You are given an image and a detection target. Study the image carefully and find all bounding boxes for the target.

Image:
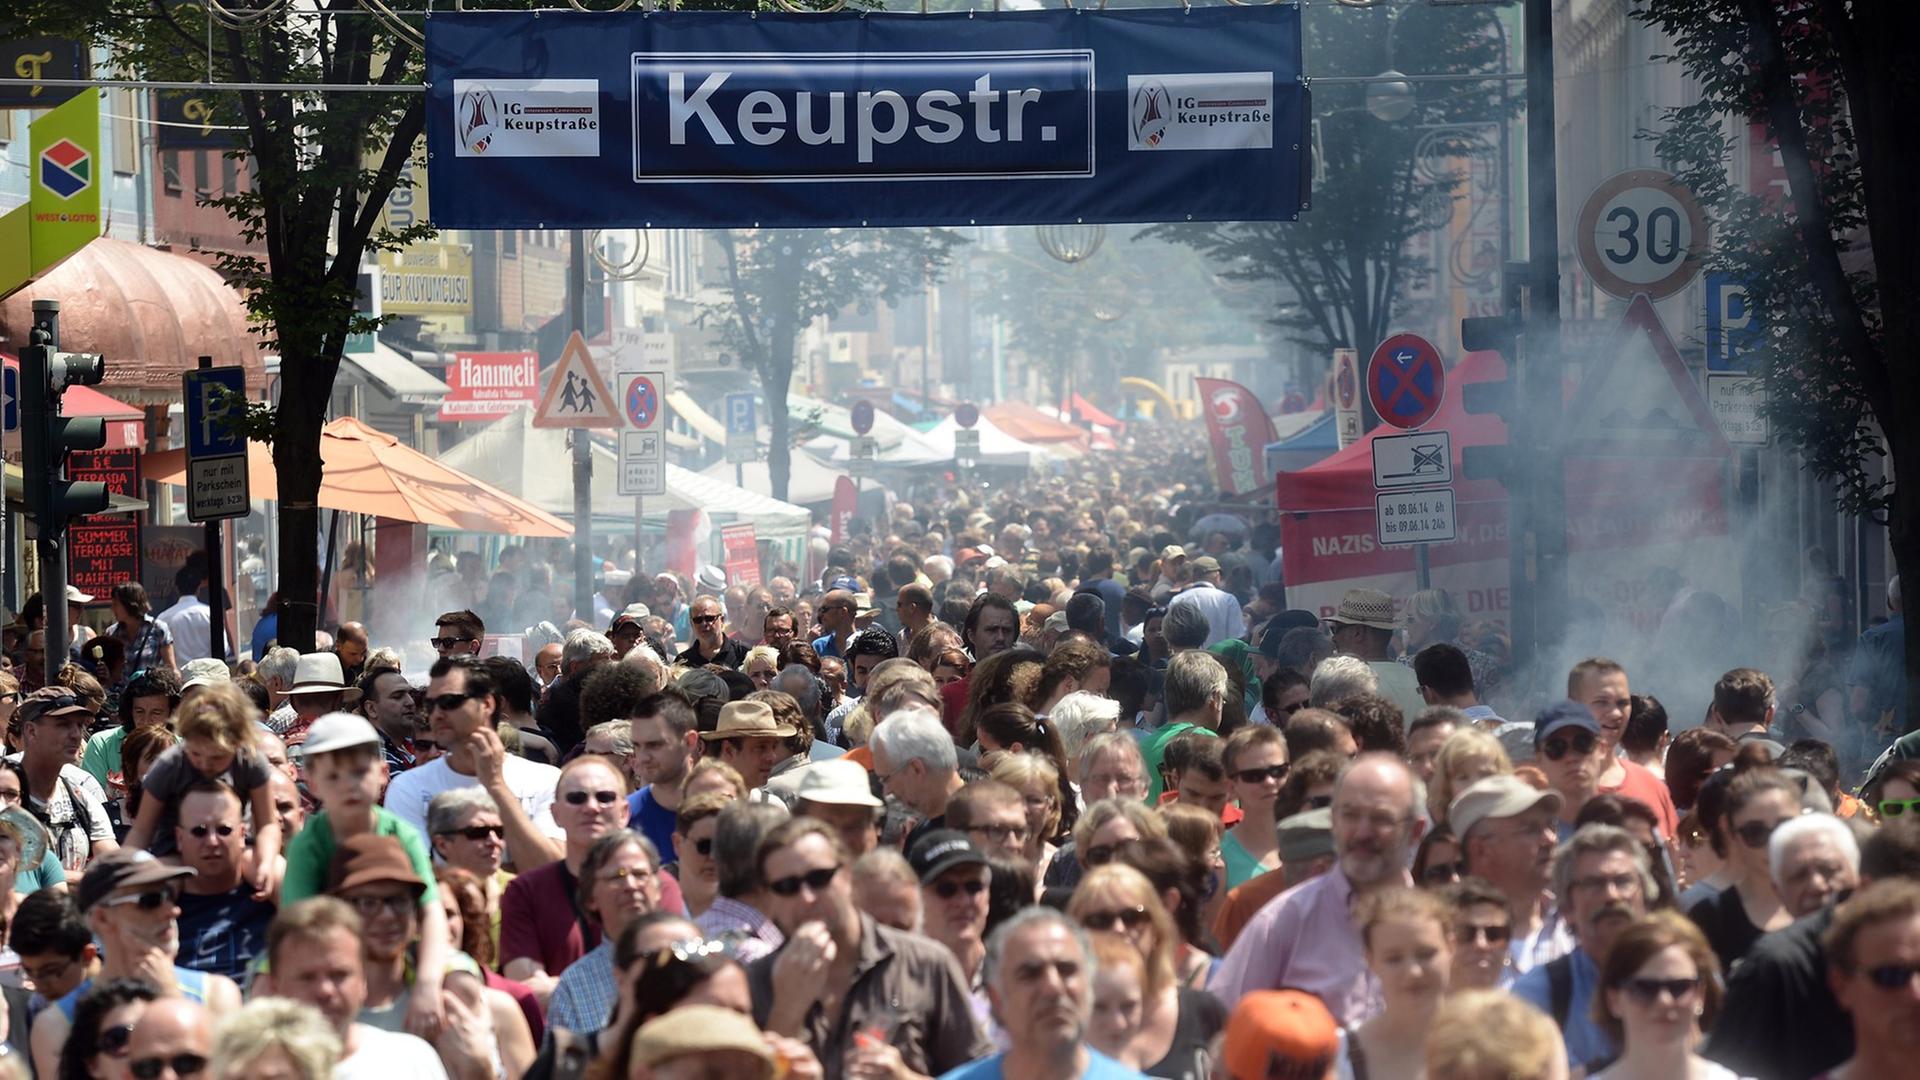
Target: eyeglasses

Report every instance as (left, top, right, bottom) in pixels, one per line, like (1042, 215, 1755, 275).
(1622, 975, 1702, 1006)
(1421, 861, 1465, 886)
(563, 789, 622, 806)
(1079, 906, 1151, 932)
(187, 823, 236, 839)
(968, 823, 1028, 844)
(441, 824, 504, 841)
(428, 691, 479, 712)
(692, 614, 722, 625)
(767, 865, 841, 897)
(429, 637, 477, 650)
(99, 1022, 136, 1058)
(1734, 817, 1790, 850)
(1234, 764, 1290, 785)
(130, 1054, 208, 1079)
(1866, 964, 1920, 991)
(599, 865, 655, 887)
(1540, 732, 1598, 761)
(932, 878, 987, 900)
(100, 888, 180, 911)
(1455, 923, 1512, 946)
(1882, 798, 1920, 819)
(346, 894, 415, 918)
(22, 957, 74, 986)
(655, 937, 731, 966)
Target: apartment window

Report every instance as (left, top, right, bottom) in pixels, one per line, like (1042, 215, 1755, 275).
(221, 152, 238, 194)
(193, 149, 209, 197)
(503, 230, 518, 256)
(0, 110, 14, 144)
(162, 150, 183, 195)
(111, 89, 139, 175)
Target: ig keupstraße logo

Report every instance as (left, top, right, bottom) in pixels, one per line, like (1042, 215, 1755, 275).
(1210, 386, 1243, 424)
(1130, 81, 1170, 148)
(458, 85, 499, 154)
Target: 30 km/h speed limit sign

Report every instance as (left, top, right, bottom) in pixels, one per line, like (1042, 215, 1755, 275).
(1576, 169, 1709, 301)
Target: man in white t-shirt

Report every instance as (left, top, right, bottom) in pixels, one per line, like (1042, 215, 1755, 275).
(383, 657, 562, 871)
(157, 565, 214, 664)
(260, 896, 454, 1079)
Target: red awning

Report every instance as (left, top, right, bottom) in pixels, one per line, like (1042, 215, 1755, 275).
(1063, 393, 1124, 429)
(2, 356, 145, 450)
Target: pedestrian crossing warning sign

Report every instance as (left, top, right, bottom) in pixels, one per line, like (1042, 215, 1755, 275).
(533, 330, 620, 429)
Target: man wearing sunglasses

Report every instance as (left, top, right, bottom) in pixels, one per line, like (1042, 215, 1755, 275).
(678, 597, 750, 670)
(908, 830, 993, 998)
(29, 850, 242, 1080)
(1451, 774, 1573, 976)
(173, 781, 277, 980)
(810, 588, 860, 661)
(123, 997, 214, 1080)
(750, 817, 988, 1080)
(431, 610, 486, 660)
(1533, 701, 1615, 836)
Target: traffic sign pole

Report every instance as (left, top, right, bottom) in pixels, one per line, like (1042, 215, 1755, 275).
(199, 357, 225, 663)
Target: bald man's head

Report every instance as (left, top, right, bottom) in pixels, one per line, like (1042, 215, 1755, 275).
(127, 998, 213, 1077)
(1330, 753, 1421, 888)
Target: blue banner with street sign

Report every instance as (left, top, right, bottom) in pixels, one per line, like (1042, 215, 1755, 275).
(424, 7, 1307, 229)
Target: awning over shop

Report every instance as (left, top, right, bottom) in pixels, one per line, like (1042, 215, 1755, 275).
(697, 452, 851, 505)
(666, 390, 727, 446)
(0, 238, 267, 401)
(985, 401, 1091, 446)
(141, 416, 571, 537)
(5, 462, 147, 514)
(1, 356, 145, 449)
(921, 415, 1053, 469)
(341, 339, 450, 406)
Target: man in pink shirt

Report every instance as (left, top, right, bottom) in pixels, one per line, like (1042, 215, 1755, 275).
(1570, 658, 1679, 838)
(1206, 754, 1420, 1025)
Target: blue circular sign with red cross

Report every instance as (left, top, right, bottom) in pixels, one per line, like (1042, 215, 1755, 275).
(625, 375, 660, 429)
(1366, 333, 1446, 430)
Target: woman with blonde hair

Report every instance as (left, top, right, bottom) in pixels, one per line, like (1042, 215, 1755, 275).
(1588, 912, 1730, 1080)
(741, 646, 781, 690)
(1427, 990, 1568, 1080)
(1338, 888, 1454, 1079)
(1072, 798, 1168, 871)
(1067, 865, 1225, 1079)
(1427, 728, 1514, 827)
(1157, 803, 1226, 938)
(210, 997, 343, 1080)
(990, 753, 1065, 877)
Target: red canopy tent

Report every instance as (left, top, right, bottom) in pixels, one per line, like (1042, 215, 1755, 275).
(1062, 393, 1125, 430)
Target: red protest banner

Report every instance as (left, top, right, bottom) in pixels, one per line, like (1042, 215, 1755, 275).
(721, 523, 761, 588)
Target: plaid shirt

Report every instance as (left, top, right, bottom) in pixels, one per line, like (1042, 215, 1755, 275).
(695, 896, 784, 966)
(547, 940, 618, 1035)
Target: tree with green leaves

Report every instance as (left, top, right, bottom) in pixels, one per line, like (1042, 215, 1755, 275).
(1637, 3, 1919, 732)
(11, 0, 431, 651)
(1145, 1, 1507, 362)
(701, 228, 963, 503)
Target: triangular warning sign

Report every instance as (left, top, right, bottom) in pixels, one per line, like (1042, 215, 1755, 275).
(533, 331, 621, 430)
(1565, 294, 1730, 456)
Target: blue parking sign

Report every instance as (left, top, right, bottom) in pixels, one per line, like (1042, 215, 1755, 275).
(1705, 273, 1761, 372)
(726, 392, 756, 436)
(184, 367, 248, 458)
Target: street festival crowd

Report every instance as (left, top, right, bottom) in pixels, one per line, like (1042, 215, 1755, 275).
(0, 434, 1910, 1080)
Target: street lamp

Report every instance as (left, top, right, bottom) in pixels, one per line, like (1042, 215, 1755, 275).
(1365, 70, 1417, 122)
(1035, 223, 1106, 265)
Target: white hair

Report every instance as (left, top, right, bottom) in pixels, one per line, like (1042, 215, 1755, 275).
(258, 646, 301, 691)
(923, 555, 954, 582)
(1047, 692, 1122, 761)
(563, 628, 615, 667)
(1769, 813, 1860, 888)
(869, 705, 957, 775)
(1310, 654, 1380, 708)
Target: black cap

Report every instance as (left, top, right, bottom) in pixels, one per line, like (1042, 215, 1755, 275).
(907, 829, 986, 884)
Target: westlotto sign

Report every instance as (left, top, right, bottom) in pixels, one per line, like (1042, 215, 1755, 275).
(425, 7, 1306, 229)
(439, 352, 539, 421)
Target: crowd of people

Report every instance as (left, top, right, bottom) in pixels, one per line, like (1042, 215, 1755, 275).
(0, 452, 1910, 1080)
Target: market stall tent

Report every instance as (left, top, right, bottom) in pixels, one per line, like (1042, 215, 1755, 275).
(696, 453, 850, 507)
(920, 414, 1053, 469)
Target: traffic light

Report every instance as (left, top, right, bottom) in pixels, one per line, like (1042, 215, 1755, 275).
(18, 317, 109, 547)
(1459, 310, 1522, 485)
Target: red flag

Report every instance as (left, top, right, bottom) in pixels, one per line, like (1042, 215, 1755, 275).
(1195, 377, 1279, 497)
(830, 476, 858, 545)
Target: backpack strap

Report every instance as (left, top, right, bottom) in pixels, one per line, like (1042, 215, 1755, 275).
(1547, 954, 1575, 1030)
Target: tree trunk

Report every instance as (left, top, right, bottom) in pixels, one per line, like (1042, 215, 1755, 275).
(766, 326, 797, 506)
(271, 352, 333, 653)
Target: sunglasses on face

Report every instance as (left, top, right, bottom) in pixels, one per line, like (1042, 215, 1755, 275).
(1079, 906, 1151, 932)
(932, 878, 987, 900)
(1734, 818, 1789, 850)
(563, 789, 622, 806)
(347, 894, 414, 919)
(443, 824, 504, 841)
(100, 888, 179, 911)
(1307, 794, 1333, 810)
(1540, 732, 1598, 761)
(692, 614, 722, 625)
(1421, 861, 1465, 886)
(187, 823, 235, 839)
(1083, 841, 1134, 867)
(429, 637, 476, 650)
(690, 837, 714, 857)
(1456, 922, 1512, 946)
(1881, 798, 1920, 818)
(130, 1055, 208, 1080)
(1866, 964, 1920, 991)
(1235, 764, 1289, 785)
(768, 865, 841, 897)
(968, 824, 1027, 844)
(98, 1023, 136, 1058)
(1621, 975, 1701, 1006)
(428, 691, 478, 712)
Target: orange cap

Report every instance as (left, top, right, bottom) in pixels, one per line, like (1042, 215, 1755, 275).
(1222, 990, 1339, 1080)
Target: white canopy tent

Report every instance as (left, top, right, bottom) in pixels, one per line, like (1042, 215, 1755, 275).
(697, 452, 850, 506)
(439, 410, 813, 555)
(920, 414, 1053, 469)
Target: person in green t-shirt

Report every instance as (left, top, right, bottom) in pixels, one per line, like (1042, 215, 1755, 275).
(1142, 651, 1228, 802)
(79, 669, 179, 803)
(281, 711, 449, 1040)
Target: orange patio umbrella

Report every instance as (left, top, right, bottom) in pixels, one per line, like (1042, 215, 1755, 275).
(141, 416, 572, 538)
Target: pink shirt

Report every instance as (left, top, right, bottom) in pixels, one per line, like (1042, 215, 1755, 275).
(1207, 868, 1411, 1027)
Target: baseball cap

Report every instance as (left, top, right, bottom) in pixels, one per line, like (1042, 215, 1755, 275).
(1221, 990, 1339, 1080)
(631, 1005, 773, 1080)
(906, 829, 986, 884)
(827, 575, 862, 592)
(1449, 775, 1562, 841)
(77, 850, 196, 912)
(1533, 700, 1602, 746)
(1276, 808, 1334, 866)
(64, 585, 93, 604)
(1159, 545, 1187, 562)
(20, 687, 90, 726)
(794, 759, 883, 808)
(300, 712, 384, 758)
(1189, 555, 1221, 576)
(178, 657, 232, 692)
(955, 548, 985, 566)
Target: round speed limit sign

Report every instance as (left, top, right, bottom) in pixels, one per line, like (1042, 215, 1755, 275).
(1576, 169, 1709, 301)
